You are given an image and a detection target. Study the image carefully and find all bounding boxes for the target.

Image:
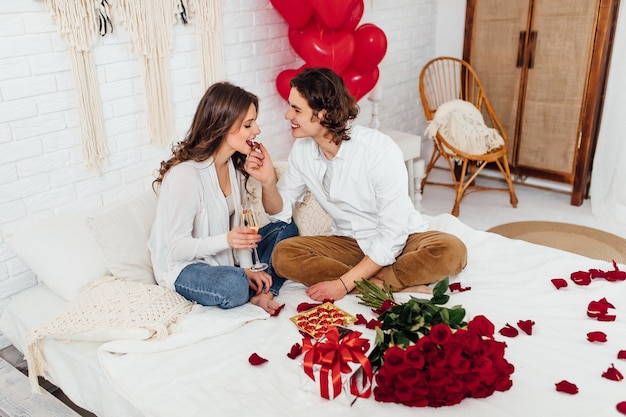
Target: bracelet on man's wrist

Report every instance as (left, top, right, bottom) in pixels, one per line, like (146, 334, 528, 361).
(338, 278, 349, 294)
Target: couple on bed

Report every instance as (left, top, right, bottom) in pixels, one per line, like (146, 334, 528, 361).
(148, 67, 467, 315)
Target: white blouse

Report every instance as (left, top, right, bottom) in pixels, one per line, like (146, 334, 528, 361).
(148, 158, 252, 289)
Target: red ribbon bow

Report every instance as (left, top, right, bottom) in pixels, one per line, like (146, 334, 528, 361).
(302, 326, 373, 400)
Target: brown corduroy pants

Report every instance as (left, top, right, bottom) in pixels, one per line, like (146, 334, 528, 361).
(272, 231, 467, 291)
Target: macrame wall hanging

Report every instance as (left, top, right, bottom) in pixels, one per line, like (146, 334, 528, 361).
(43, 0, 110, 171)
(112, 0, 180, 147)
(182, 0, 225, 90)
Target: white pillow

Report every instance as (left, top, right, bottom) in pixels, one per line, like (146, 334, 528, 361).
(86, 190, 158, 285)
(5, 213, 110, 302)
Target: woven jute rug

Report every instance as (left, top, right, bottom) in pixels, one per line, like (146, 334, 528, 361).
(487, 221, 626, 264)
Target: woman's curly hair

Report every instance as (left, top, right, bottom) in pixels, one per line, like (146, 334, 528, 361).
(152, 82, 258, 191)
(290, 67, 359, 145)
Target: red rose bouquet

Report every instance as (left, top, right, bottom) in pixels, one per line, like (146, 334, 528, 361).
(355, 278, 515, 407)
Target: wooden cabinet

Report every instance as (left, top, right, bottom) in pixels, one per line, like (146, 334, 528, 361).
(463, 0, 620, 205)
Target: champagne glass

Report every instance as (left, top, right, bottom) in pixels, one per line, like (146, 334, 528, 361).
(240, 205, 268, 272)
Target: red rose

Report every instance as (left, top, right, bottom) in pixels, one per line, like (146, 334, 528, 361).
(467, 315, 495, 338)
(404, 344, 426, 368)
(397, 367, 421, 386)
(383, 345, 406, 373)
(430, 323, 453, 344)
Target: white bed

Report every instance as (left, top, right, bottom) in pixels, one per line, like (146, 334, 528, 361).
(2, 210, 625, 417)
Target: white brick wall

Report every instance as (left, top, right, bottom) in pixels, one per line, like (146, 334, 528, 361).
(0, 0, 437, 348)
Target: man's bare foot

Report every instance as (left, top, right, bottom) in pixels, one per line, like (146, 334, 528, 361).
(368, 277, 432, 294)
(400, 284, 432, 294)
(250, 292, 280, 315)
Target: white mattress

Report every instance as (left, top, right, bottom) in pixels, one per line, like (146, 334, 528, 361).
(2, 214, 625, 417)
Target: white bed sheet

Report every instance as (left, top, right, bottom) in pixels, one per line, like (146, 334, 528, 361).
(2, 214, 625, 417)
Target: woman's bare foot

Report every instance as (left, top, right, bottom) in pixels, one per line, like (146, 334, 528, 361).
(250, 292, 280, 315)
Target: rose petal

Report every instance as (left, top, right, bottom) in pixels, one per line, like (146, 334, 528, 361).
(354, 313, 368, 325)
(366, 318, 382, 329)
(551, 278, 568, 289)
(271, 303, 286, 317)
(296, 302, 322, 313)
(571, 271, 592, 285)
(598, 314, 617, 322)
(449, 282, 472, 292)
(287, 343, 303, 359)
(587, 331, 608, 343)
(555, 380, 579, 394)
(498, 323, 519, 338)
(602, 364, 624, 381)
(517, 320, 535, 335)
(618, 350, 626, 360)
(617, 401, 626, 415)
(248, 353, 268, 366)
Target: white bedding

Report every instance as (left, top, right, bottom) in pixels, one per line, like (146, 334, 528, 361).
(2, 214, 626, 417)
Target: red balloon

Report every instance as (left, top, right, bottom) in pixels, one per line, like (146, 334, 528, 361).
(270, 0, 313, 30)
(310, 0, 357, 29)
(288, 21, 321, 57)
(340, 0, 364, 31)
(300, 29, 355, 74)
(351, 24, 387, 73)
(276, 67, 306, 101)
(342, 66, 379, 101)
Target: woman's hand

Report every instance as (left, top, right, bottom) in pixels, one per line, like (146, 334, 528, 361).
(227, 226, 261, 249)
(245, 269, 272, 295)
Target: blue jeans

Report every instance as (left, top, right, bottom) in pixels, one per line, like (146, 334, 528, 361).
(174, 221, 298, 308)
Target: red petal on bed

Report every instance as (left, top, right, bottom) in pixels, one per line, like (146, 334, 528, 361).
(551, 278, 568, 289)
(618, 350, 626, 360)
(618, 401, 626, 415)
(271, 303, 286, 317)
(287, 343, 303, 359)
(366, 318, 382, 329)
(517, 320, 535, 335)
(598, 314, 617, 322)
(297, 302, 322, 312)
(498, 323, 519, 337)
(449, 282, 472, 292)
(587, 331, 608, 343)
(555, 380, 579, 394)
(248, 353, 268, 365)
(354, 313, 368, 325)
(602, 364, 624, 381)
(570, 271, 592, 285)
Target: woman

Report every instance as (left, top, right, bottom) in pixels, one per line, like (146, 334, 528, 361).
(149, 82, 298, 314)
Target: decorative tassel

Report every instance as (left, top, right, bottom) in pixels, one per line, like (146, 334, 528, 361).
(112, 0, 179, 147)
(43, 0, 109, 171)
(185, 0, 225, 90)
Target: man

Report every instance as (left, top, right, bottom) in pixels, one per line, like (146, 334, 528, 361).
(246, 67, 467, 301)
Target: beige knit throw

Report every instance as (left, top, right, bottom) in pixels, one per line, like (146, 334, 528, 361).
(112, 0, 179, 146)
(185, 0, 225, 90)
(24, 276, 194, 392)
(424, 99, 505, 158)
(43, 0, 109, 171)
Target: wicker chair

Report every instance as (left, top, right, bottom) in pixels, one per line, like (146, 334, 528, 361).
(419, 56, 518, 216)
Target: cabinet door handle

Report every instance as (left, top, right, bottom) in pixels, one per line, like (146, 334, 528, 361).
(528, 31, 538, 69)
(516, 31, 527, 68)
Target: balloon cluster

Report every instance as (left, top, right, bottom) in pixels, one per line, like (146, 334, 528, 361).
(271, 0, 387, 101)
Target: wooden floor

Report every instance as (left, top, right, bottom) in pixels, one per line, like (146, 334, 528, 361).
(0, 345, 95, 417)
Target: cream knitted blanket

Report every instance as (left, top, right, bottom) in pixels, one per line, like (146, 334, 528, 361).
(424, 99, 505, 156)
(24, 276, 194, 392)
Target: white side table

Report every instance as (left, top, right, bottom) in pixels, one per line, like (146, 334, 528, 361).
(380, 128, 424, 211)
